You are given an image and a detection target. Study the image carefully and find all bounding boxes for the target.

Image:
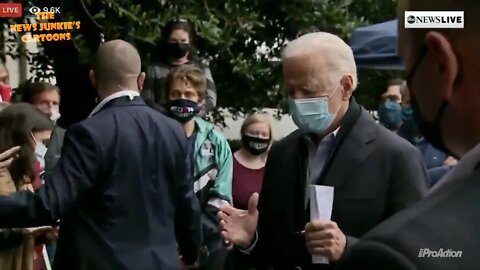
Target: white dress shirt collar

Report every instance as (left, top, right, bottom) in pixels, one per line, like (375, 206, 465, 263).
(89, 90, 140, 118)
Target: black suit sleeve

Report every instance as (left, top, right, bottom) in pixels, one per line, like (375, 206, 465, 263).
(340, 239, 417, 270)
(0, 124, 101, 227)
(175, 137, 202, 265)
(44, 127, 66, 179)
(246, 142, 281, 266)
(386, 145, 428, 216)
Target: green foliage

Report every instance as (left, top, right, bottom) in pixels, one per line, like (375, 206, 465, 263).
(347, 0, 404, 110)
(2, 0, 401, 120)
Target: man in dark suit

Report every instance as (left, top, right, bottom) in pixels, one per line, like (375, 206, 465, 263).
(340, 1, 480, 269)
(19, 81, 66, 180)
(217, 32, 427, 269)
(0, 40, 202, 270)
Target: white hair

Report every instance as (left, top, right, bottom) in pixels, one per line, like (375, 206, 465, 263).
(281, 32, 358, 90)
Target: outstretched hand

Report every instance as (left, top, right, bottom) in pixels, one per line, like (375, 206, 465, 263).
(217, 193, 259, 249)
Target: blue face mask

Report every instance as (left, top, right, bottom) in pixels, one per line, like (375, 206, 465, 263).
(288, 96, 336, 133)
(378, 100, 402, 130)
(401, 106, 419, 135)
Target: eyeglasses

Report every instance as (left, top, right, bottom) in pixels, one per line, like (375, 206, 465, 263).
(406, 46, 428, 90)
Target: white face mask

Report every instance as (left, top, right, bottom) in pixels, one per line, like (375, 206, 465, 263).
(35, 143, 47, 170)
(50, 109, 61, 123)
(31, 133, 48, 169)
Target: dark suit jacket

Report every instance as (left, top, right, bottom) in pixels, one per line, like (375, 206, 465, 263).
(339, 150, 480, 270)
(0, 96, 202, 270)
(44, 125, 66, 179)
(250, 99, 428, 270)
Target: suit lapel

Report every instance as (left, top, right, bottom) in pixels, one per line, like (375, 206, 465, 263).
(322, 110, 376, 189)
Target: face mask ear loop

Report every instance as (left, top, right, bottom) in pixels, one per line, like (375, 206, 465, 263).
(30, 132, 38, 144)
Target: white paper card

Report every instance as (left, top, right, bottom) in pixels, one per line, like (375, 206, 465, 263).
(309, 185, 334, 264)
(43, 245, 52, 270)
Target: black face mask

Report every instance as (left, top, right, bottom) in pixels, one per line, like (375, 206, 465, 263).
(166, 42, 190, 59)
(407, 47, 456, 158)
(410, 96, 452, 155)
(242, 135, 270, 155)
(168, 99, 199, 124)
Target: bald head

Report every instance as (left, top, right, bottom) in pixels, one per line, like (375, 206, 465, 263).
(92, 40, 143, 91)
(282, 32, 358, 90)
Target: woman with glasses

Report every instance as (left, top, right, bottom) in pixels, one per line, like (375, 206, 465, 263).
(142, 19, 217, 117)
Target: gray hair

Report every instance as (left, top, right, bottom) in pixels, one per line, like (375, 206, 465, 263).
(281, 32, 358, 90)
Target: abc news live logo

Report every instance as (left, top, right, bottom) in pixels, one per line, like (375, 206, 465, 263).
(405, 11, 464, 28)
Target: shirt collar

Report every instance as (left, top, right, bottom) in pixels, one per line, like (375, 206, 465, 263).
(331, 127, 340, 138)
(89, 90, 140, 118)
(305, 126, 341, 146)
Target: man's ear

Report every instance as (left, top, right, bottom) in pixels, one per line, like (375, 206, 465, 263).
(137, 72, 146, 91)
(89, 70, 96, 89)
(424, 31, 458, 100)
(341, 75, 354, 101)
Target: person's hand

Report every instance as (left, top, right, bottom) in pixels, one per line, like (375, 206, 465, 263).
(217, 193, 259, 249)
(0, 146, 20, 176)
(304, 220, 346, 262)
(45, 226, 59, 241)
(443, 156, 457, 167)
(21, 226, 54, 239)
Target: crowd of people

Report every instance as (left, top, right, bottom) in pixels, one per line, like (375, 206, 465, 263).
(0, 0, 478, 269)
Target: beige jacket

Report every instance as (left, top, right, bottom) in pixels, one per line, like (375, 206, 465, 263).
(0, 171, 35, 270)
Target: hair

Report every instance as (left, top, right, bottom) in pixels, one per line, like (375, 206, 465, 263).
(281, 32, 358, 91)
(159, 19, 198, 62)
(18, 81, 60, 104)
(165, 64, 207, 101)
(240, 113, 272, 138)
(387, 78, 405, 87)
(0, 103, 54, 185)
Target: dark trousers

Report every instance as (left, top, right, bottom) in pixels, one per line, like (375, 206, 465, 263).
(224, 249, 258, 270)
(199, 248, 228, 270)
